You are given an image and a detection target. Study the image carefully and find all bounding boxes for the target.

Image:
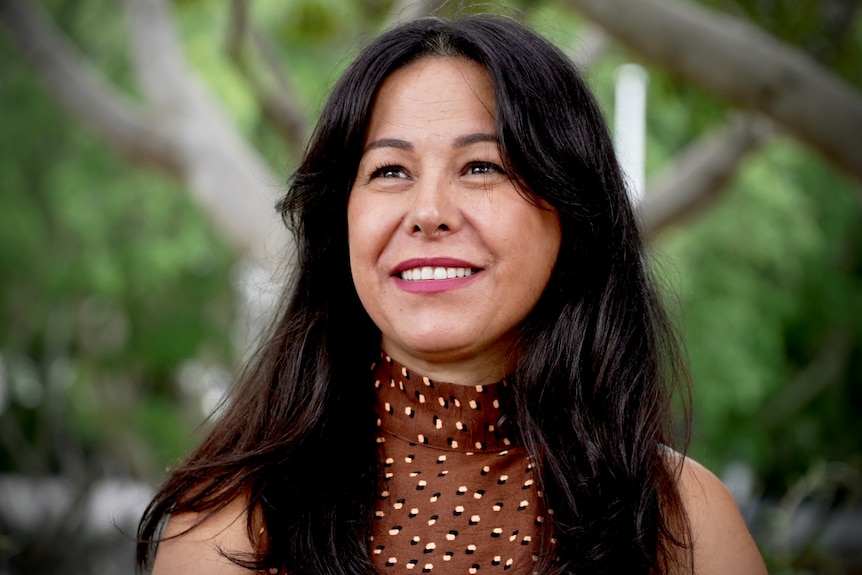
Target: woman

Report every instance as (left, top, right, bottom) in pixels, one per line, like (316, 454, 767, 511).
(137, 14, 767, 575)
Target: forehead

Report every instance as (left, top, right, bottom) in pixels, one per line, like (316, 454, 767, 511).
(365, 57, 496, 137)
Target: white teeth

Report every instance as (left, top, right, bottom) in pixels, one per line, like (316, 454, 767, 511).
(400, 266, 474, 281)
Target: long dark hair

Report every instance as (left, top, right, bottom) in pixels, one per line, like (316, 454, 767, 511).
(137, 14, 691, 575)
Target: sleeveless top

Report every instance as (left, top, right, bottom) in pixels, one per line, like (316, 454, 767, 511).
(370, 352, 555, 574)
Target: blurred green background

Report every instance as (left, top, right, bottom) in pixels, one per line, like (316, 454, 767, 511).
(1, 0, 860, 573)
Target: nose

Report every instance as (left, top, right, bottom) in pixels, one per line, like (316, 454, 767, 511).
(405, 173, 462, 237)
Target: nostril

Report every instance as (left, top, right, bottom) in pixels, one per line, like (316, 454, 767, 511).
(438, 223, 449, 231)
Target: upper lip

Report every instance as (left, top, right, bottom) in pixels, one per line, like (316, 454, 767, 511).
(391, 258, 479, 275)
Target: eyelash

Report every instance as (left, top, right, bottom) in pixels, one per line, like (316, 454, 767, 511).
(368, 161, 506, 179)
(370, 163, 407, 179)
(465, 161, 505, 176)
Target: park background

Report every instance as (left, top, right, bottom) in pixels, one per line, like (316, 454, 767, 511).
(1, 0, 860, 573)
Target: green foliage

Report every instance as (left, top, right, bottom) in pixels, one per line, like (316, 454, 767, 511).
(657, 141, 862, 494)
(0, 32, 236, 479)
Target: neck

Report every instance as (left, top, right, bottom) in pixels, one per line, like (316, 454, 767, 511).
(380, 341, 509, 387)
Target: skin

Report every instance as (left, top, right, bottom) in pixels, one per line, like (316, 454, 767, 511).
(347, 57, 561, 387)
(150, 57, 769, 575)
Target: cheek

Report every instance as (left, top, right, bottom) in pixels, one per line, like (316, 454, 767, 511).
(347, 195, 386, 296)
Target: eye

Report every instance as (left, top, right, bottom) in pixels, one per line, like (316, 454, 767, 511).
(371, 164, 408, 179)
(465, 161, 505, 176)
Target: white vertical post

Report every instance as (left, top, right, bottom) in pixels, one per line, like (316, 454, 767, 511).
(614, 63, 649, 204)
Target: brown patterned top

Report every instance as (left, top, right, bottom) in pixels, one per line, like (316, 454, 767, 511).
(370, 352, 555, 574)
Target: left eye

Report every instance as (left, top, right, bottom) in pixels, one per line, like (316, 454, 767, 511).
(466, 162, 504, 176)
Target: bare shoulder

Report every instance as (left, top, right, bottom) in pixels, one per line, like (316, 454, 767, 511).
(671, 452, 769, 575)
(151, 495, 259, 575)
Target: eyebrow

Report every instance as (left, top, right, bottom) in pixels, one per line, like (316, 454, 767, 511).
(364, 132, 498, 152)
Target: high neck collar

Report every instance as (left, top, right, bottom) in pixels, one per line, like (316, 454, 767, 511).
(371, 351, 517, 453)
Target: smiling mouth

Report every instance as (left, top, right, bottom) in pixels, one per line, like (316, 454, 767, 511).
(399, 266, 478, 281)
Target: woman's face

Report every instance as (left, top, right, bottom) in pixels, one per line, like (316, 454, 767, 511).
(347, 57, 561, 384)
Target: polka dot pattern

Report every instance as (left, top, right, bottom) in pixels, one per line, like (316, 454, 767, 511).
(371, 353, 553, 573)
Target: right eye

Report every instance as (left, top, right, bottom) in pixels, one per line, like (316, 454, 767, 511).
(371, 164, 408, 179)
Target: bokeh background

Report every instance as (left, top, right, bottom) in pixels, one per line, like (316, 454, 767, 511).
(1, 0, 860, 573)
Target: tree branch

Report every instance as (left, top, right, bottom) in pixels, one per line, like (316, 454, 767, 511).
(566, 24, 609, 71)
(225, 0, 308, 158)
(563, 0, 862, 184)
(0, 0, 182, 175)
(121, 0, 290, 271)
(639, 115, 773, 236)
